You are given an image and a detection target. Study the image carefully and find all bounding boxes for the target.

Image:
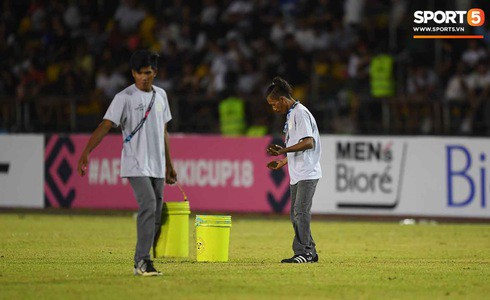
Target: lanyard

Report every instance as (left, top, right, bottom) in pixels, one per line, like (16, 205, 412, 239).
(283, 101, 299, 134)
(124, 89, 156, 143)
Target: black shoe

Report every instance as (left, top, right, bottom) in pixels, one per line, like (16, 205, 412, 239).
(281, 253, 316, 263)
(133, 259, 162, 276)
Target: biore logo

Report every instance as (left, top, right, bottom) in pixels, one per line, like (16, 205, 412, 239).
(414, 9, 485, 26)
(336, 142, 392, 162)
(336, 141, 394, 193)
(335, 141, 407, 210)
(446, 145, 487, 208)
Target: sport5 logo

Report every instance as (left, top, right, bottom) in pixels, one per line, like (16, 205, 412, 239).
(414, 9, 485, 26)
(45, 136, 76, 207)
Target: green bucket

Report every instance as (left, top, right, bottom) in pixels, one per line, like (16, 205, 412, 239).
(154, 201, 190, 258)
(195, 215, 232, 262)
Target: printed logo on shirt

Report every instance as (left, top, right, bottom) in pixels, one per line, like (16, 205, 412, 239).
(135, 103, 144, 112)
(156, 101, 163, 112)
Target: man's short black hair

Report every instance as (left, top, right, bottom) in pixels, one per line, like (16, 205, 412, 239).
(129, 50, 159, 71)
(266, 77, 293, 100)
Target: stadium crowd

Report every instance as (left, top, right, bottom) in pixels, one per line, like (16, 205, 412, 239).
(1, 0, 490, 136)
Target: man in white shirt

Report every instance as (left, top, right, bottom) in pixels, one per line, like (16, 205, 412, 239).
(77, 50, 177, 276)
(266, 77, 322, 263)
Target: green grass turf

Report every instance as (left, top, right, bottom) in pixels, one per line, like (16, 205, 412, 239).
(0, 213, 488, 300)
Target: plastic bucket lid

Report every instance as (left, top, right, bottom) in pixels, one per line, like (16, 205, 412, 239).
(195, 215, 232, 227)
(163, 201, 190, 215)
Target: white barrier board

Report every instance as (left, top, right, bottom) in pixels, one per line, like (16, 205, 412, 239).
(0, 135, 44, 208)
(313, 136, 489, 218)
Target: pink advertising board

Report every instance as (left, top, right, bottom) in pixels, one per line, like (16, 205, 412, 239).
(44, 134, 291, 213)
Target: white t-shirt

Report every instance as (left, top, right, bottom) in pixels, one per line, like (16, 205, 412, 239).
(285, 103, 322, 185)
(103, 84, 172, 178)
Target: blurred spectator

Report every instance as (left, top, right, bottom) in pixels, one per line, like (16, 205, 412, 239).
(221, 0, 254, 31)
(461, 40, 487, 68)
(95, 65, 127, 105)
(138, 6, 157, 49)
(406, 65, 438, 99)
(85, 20, 108, 57)
(270, 17, 292, 47)
(153, 67, 174, 92)
(331, 89, 359, 134)
(1, 0, 489, 136)
(219, 93, 246, 136)
(405, 65, 439, 133)
(114, 0, 146, 34)
(444, 62, 469, 133)
(465, 61, 490, 134)
(343, 0, 365, 27)
(366, 52, 395, 133)
(445, 63, 468, 103)
(348, 41, 370, 83)
(294, 20, 316, 53)
(16, 58, 46, 130)
(163, 0, 188, 24)
(225, 36, 247, 73)
(63, 1, 82, 32)
(237, 59, 261, 95)
(207, 41, 229, 97)
(201, 0, 220, 26)
(246, 114, 268, 136)
(281, 33, 309, 92)
(389, 0, 408, 28)
(176, 61, 200, 94)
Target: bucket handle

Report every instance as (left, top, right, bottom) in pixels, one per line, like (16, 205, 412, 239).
(175, 182, 188, 202)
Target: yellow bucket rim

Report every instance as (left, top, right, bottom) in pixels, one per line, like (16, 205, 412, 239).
(195, 215, 232, 227)
(163, 202, 190, 215)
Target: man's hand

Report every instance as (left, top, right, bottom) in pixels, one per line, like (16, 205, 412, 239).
(78, 153, 88, 176)
(267, 159, 286, 170)
(77, 120, 112, 177)
(166, 166, 177, 184)
(267, 144, 284, 156)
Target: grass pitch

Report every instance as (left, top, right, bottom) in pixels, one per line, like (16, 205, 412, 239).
(0, 213, 489, 299)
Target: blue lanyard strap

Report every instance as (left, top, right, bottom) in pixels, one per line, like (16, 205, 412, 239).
(124, 89, 156, 143)
(283, 101, 299, 134)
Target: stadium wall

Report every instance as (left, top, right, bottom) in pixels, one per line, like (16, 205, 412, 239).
(1, 134, 489, 219)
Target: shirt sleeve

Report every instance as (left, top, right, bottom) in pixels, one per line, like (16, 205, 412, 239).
(294, 109, 314, 139)
(161, 90, 172, 124)
(103, 93, 126, 127)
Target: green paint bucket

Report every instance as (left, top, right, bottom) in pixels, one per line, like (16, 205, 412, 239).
(154, 201, 190, 258)
(195, 215, 232, 262)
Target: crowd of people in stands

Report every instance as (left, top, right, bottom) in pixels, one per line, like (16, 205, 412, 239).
(1, 0, 490, 136)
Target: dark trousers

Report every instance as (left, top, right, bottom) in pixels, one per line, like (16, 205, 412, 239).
(128, 177, 164, 263)
(290, 179, 319, 255)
